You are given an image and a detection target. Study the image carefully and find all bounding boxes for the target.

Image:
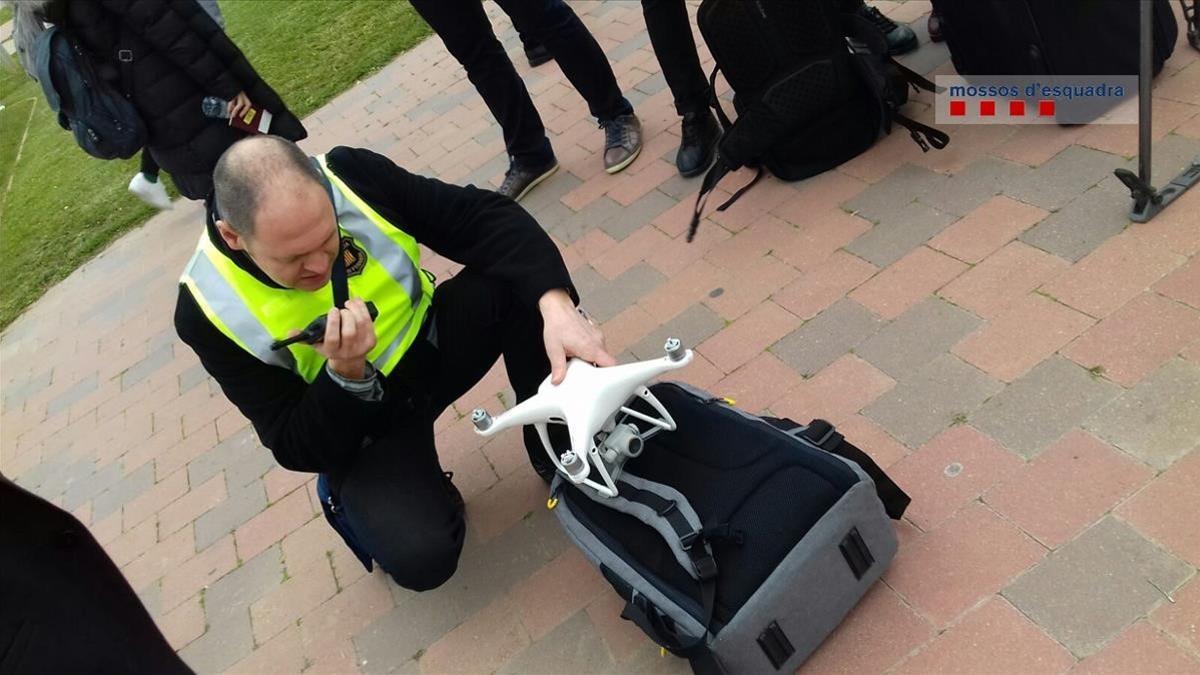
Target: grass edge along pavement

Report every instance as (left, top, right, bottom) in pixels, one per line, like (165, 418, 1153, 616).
(0, 1, 431, 330)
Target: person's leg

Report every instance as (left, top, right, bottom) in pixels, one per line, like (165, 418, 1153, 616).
(335, 420, 466, 591)
(640, 0, 709, 117)
(497, 0, 631, 122)
(517, 29, 553, 68)
(128, 151, 173, 209)
(409, 0, 553, 168)
(140, 152, 160, 181)
(640, 0, 719, 177)
(426, 271, 559, 479)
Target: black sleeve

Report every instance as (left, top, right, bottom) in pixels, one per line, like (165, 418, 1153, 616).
(100, 0, 242, 99)
(325, 146, 577, 307)
(174, 285, 383, 475)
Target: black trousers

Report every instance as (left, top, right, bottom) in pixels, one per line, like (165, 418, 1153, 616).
(641, 0, 711, 116)
(410, 0, 632, 168)
(331, 271, 554, 591)
(139, 151, 161, 180)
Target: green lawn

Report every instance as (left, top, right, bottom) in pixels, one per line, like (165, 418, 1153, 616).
(0, 1, 430, 329)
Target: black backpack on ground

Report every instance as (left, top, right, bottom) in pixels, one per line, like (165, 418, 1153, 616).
(687, 0, 948, 241)
(33, 25, 146, 160)
(936, 0, 1178, 80)
(551, 383, 910, 673)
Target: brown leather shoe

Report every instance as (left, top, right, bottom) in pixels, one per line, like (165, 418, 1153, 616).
(601, 114, 643, 174)
(928, 11, 945, 43)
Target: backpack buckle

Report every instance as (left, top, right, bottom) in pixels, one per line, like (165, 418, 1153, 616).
(694, 555, 718, 580)
(117, 49, 134, 63)
(679, 531, 700, 550)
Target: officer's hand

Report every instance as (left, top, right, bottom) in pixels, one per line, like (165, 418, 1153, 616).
(313, 299, 377, 380)
(539, 289, 616, 385)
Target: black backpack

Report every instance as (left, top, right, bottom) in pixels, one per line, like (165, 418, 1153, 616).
(687, 0, 948, 241)
(33, 26, 146, 160)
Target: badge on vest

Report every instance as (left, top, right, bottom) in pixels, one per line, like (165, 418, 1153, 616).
(340, 236, 368, 277)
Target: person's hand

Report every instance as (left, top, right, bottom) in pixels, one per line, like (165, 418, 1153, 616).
(539, 288, 616, 385)
(311, 299, 377, 380)
(228, 91, 252, 120)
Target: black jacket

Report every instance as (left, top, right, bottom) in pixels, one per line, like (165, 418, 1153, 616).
(174, 147, 573, 476)
(46, 0, 306, 199)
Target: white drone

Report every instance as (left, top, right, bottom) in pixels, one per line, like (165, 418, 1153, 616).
(472, 338, 693, 498)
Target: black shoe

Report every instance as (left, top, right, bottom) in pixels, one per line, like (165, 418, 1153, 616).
(861, 4, 918, 55)
(601, 113, 643, 174)
(497, 157, 558, 202)
(677, 110, 720, 178)
(525, 43, 552, 68)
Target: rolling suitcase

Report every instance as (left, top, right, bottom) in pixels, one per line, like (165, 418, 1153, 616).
(936, 0, 1178, 78)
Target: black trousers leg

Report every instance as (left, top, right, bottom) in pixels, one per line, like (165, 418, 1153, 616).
(426, 270, 556, 476)
(409, 0, 554, 167)
(139, 151, 160, 180)
(495, 0, 633, 122)
(335, 271, 555, 591)
(641, 0, 711, 116)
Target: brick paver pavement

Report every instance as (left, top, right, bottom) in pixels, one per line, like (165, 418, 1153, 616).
(2, 2, 1199, 673)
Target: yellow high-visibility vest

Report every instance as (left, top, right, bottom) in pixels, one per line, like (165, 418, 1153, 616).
(180, 155, 434, 383)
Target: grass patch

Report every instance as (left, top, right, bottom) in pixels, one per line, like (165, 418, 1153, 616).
(0, 6, 12, 24)
(0, 1, 430, 329)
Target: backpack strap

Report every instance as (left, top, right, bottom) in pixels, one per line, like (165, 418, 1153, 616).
(888, 57, 942, 94)
(573, 472, 721, 655)
(686, 159, 731, 242)
(796, 419, 911, 519)
(115, 46, 135, 101)
(707, 64, 733, 132)
(892, 112, 949, 152)
(616, 477, 719, 582)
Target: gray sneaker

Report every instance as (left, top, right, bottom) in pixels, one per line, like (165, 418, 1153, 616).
(601, 114, 642, 174)
(496, 158, 559, 202)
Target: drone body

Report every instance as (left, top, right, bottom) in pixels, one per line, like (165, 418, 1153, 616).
(473, 339, 693, 497)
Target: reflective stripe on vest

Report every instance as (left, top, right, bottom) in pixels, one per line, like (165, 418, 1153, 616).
(180, 154, 434, 383)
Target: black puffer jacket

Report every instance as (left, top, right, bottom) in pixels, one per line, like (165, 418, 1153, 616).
(44, 0, 307, 199)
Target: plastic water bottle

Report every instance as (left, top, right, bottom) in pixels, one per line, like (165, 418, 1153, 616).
(202, 96, 230, 120)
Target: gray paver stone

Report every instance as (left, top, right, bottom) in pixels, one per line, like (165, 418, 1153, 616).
(46, 373, 99, 417)
(1084, 358, 1200, 470)
(1003, 517, 1191, 657)
(1003, 145, 1122, 211)
(630, 304, 725, 361)
(179, 545, 285, 673)
(843, 164, 949, 223)
(919, 156, 1031, 217)
(602, 190, 676, 241)
(194, 480, 268, 551)
(91, 461, 155, 521)
(498, 612, 614, 675)
(863, 354, 1004, 447)
(771, 299, 885, 377)
(578, 263, 666, 324)
(845, 201, 957, 268)
(856, 297, 981, 380)
(1020, 177, 1131, 262)
(973, 357, 1124, 459)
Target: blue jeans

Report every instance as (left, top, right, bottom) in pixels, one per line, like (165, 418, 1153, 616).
(410, 0, 633, 168)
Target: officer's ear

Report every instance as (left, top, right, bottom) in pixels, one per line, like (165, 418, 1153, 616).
(215, 219, 247, 252)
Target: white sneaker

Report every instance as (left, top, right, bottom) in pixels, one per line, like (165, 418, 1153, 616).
(128, 172, 173, 210)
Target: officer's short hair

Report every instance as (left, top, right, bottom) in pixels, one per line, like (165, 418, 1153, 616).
(213, 136, 323, 236)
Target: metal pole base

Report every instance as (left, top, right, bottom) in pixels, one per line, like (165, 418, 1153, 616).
(1115, 155, 1200, 223)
